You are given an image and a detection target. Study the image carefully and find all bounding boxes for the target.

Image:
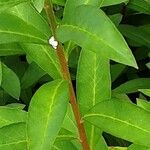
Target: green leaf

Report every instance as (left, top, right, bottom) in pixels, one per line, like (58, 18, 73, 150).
(0, 123, 27, 150)
(9, 2, 51, 38)
(139, 89, 150, 97)
(0, 62, 20, 99)
(119, 25, 150, 48)
(111, 64, 126, 82)
(127, 0, 150, 15)
(32, 0, 45, 12)
(128, 144, 150, 150)
(0, 2, 50, 44)
(109, 14, 123, 27)
(137, 98, 150, 112)
(0, 43, 24, 56)
(0, 107, 27, 128)
(62, 104, 78, 136)
(21, 44, 62, 79)
(0, 0, 28, 12)
(114, 78, 150, 94)
(57, 5, 137, 68)
(77, 50, 110, 149)
(21, 62, 46, 89)
(27, 80, 69, 150)
(109, 147, 127, 150)
(52, 0, 66, 6)
(5, 103, 26, 110)
(83, 98, 150, 147)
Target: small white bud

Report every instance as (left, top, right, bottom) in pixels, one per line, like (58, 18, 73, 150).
(49, 36, 58, 49)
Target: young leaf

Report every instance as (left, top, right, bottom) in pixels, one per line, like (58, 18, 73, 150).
(0, 123, 27, 150)
(83, 99, 150, 147)
(27, 80, 69, 150)
(77, 50, 110, 149)
(21, 44, 62, 79)
(57, 5, 137, 68)
(114, 78, 150, 94)
(0, 0, 29, 12)
(0, 107, 27, 128)
(0, 62, 21, 99)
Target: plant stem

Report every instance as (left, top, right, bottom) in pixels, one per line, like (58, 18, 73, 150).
(44, 1, 90, 150)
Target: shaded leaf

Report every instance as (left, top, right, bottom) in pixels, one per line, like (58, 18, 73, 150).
(114, 78, 150, 94)
(0, 62, 20, 99)
(127, 0, 150, 15)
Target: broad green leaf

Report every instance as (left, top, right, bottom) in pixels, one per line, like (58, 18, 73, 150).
(146, 62, 150, 69)
(27, 80, 69, 150)
(0, 43, 24, 56)
(137, 98, 150, 112)
(77, 50, 110, 149)
(77, 50, 111, 115)
(128, 144, 150, 150)
(119, 25, 150, 48)
(9, 2, 51, 38)
(0, 12, 47, 44)
(0, 123, 27, 149)
(57, 5, 137, 68)
(0, 62, 20, 99)
(114, 78, 150, 94)
(0, 0, 28, 12)
(127, 0, 150, 15)
(83, 99, 150, 147)
(0, 107, 27, 128)
(21, 62, 46, 89)
(0, 2, 50, 44)
(139, 89, 150, 97)
(21, 44, 62, 79)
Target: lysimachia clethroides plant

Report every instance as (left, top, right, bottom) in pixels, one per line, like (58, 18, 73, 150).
(0, 0, 150, 150)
